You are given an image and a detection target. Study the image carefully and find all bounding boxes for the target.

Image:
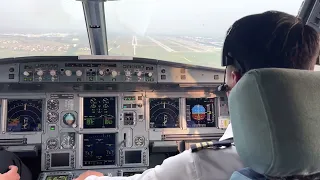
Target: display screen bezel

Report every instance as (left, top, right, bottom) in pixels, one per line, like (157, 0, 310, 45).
(46, 151, 74, 170)
(123, 149, 143, 165)
(79, 132, 119, 169)
(185, 98, 216, 128)
(4, 98, 45, 133)
(78, 95, 120, 132)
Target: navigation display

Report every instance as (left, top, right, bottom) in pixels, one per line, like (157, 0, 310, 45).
(149, 98, 180, 128)
(45, 175, 68, 180)
(186, 98, 215, 128)
(83, 133, 116, 166)
(83, 97, 116, 128)
(7, 99, 42, 132)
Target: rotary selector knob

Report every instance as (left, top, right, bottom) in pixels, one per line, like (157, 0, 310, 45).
(147, 72, 153, 77)
(111, 70, 118, 77)
(99, 70, 104, 76)
(23, 71, 30, 76)
(37, 70, 44, 76)
(125, 70, 131, 76)
(65, 70, 72, 76)
(136, 71, 142, 77)
(76, 70, 82, 77)
(50, 70, 56, 76)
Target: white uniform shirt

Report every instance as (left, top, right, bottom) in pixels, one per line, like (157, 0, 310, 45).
(85, 124, 243, 180)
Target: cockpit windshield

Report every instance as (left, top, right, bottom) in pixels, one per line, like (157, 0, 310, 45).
(0, 0, 302, 68)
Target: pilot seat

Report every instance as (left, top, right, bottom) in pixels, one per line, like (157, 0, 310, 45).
(228, 68, 320, 179)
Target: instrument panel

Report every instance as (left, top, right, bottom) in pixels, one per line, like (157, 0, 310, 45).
(0, 56, 224, 86)
(0, 56, 229, 178)
(0, 93, 228, 172)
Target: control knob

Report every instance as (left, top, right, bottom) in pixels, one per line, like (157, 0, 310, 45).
(76, 70, 82, 77)
(125, 70, 131, 77)
(50, 70, 56, 76)
(147, 72, 153, 77)
(37, 70, 44, 76)
(111, 70, 118, 77)
(23, 71, 30, 77)
(65, 70, 72, 76)
(136, 71, 142, 77)
(99, 70, 104, 76)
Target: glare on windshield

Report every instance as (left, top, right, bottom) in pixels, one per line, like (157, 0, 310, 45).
(0, 0, 302, 68)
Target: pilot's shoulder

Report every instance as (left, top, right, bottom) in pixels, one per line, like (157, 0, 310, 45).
(190, 139, 234, 153)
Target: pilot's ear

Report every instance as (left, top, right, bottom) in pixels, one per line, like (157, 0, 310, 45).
(231, 71, 241, 86)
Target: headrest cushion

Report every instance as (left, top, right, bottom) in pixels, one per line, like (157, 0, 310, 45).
(229, 68, 320, 177)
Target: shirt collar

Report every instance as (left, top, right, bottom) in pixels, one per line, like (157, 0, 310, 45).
(219, 123, 233, 141)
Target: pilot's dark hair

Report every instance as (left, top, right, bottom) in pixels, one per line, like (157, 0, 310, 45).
(222, 10, 320, 74)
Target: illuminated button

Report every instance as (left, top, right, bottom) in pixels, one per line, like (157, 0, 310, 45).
(50, 126, 55, 130)
(23, 71, 30, 76)
(37, 70, 44, 76)
(49, 70, 56, 76)
(76, 70, 82, 77)
(65, 70, 72, 76)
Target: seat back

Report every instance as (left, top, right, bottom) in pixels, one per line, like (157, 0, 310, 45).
(228, 68, 320, 179)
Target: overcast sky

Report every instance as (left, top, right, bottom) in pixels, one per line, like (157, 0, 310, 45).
(0, 0, 303, 36)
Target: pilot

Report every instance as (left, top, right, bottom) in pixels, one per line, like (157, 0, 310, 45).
(75, 10, 320, 180)
(0, 147, 32, 180)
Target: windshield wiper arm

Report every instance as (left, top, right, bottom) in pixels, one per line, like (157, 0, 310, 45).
(77, 0, 109, 55)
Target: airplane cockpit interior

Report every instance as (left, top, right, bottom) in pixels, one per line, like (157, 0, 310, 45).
(0, 0, 319, 179)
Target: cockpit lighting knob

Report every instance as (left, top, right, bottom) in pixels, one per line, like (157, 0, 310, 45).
(37, 70, 44, 76)
(23, 71, 30, 77)
(111, 70, 118, 77)
(76, 70, 82, 77)
(50, 70, 56, 76)
(65, 70, 72, 76)
(125, 70, 131, 76)
(147, 72, 153, 77)
(99, 70, 104, 76)
(136, 71, 142, 77)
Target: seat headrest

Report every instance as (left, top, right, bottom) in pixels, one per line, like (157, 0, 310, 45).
(229, 68, 320, 177)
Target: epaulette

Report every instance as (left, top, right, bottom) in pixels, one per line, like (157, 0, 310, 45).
(190, 139, 233, 153)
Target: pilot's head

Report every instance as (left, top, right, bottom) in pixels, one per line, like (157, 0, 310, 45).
(222, 11, 320, 95)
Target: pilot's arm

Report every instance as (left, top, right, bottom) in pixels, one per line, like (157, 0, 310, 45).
(77, 149, 198, 180)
